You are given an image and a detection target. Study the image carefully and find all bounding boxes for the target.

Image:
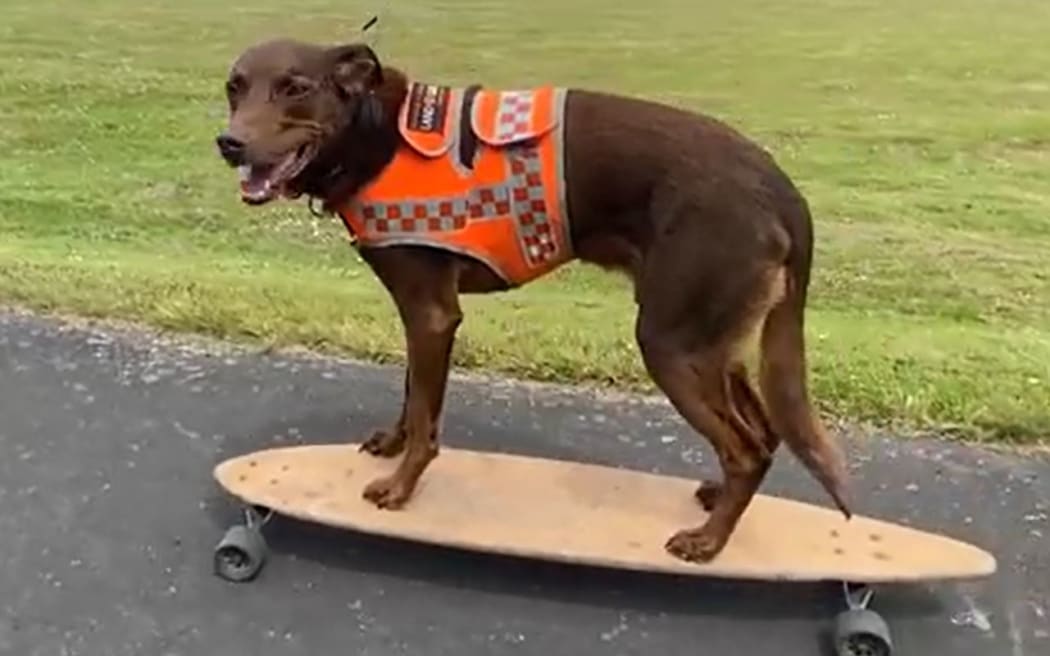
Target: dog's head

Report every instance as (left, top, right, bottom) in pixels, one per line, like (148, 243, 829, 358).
(216, 38, 393, 206)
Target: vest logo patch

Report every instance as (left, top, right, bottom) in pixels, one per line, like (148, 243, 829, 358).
(405, 83, 450, 134)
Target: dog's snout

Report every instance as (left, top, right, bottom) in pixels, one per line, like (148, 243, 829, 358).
(216, 133, 245, 164)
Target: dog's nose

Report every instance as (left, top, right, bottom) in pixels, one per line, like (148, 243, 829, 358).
(216, 133, 245, 164)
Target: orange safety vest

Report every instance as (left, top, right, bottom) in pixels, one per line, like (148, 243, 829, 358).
(336, 82, 574, 287)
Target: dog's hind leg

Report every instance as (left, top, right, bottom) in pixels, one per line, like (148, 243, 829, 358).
(358, 247, 463, 509)
(634, 205, 793, 562)
(637, 296, 779, 563)
(694, 362, 780, 512)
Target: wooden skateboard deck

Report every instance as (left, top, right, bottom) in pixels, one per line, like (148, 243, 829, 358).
(213, 444, 996, 583)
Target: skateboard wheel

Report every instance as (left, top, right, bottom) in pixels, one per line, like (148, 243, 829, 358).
(834, 608, 893, 656)
(214, 524, 268, 583)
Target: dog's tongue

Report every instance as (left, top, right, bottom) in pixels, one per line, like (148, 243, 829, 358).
(238, 164, 277, 204)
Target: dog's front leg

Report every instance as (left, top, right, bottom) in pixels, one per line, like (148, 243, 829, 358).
(362, 306, 460, 508)
(359, 367, 409, 457)
(361, 252, 462, 510)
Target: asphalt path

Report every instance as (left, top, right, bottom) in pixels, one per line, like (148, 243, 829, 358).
(1, 309, 1047, 655)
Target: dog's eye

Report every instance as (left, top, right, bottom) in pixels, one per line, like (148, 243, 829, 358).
(225, 75, 246, 97)
(276, 76, 313, 99)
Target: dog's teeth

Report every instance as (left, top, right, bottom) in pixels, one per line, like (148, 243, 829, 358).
(238, 165, 251, 182)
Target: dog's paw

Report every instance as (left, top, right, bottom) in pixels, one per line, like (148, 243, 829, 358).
(665, 526, 727, 564)
(359, 429, 407, 458)
(362, 475, 413, 510)
(693, 480, 723, 512)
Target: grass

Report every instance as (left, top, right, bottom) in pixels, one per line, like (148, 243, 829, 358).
(1, 0, 1048, 443)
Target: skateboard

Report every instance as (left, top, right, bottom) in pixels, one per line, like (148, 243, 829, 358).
(211, 444, 996, 656)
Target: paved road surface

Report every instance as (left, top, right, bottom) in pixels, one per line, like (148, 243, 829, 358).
(1, 310, 1047, 655)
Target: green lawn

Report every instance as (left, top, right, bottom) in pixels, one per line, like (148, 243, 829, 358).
(1, 0, 1048, 443)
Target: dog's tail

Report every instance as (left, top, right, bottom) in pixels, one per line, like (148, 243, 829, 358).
(759, 189, 852, 519)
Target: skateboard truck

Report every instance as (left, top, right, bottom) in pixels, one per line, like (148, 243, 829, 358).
(214, 504, 274, 583)
(834, 581, 893, 656)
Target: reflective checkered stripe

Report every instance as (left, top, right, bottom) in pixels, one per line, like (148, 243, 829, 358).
(355, 145, 561, 269)
(504, 144, 558, 266)
(469, 185, 512, 218)
(360, 198, 470, 234)
(495, 91, 534, 142)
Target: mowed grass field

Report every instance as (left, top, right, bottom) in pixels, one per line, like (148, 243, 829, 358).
(1, 0, 1048, 443)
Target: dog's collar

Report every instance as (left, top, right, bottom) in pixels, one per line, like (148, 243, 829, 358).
(301, 81, 481, 220)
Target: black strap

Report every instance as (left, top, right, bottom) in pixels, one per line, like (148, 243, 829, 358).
(457, 84, 482, 170)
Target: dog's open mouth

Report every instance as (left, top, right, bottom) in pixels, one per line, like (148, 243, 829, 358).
(238, 143, 316, 205)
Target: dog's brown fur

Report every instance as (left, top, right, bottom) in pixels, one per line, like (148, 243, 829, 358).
(216, 38, 852, 563)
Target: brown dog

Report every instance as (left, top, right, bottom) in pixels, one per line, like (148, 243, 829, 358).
(215, 38, 851, 563)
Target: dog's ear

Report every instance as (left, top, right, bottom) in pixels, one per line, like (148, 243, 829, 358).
(329, 44, 386, 130)
(329, 44, 383, 97)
